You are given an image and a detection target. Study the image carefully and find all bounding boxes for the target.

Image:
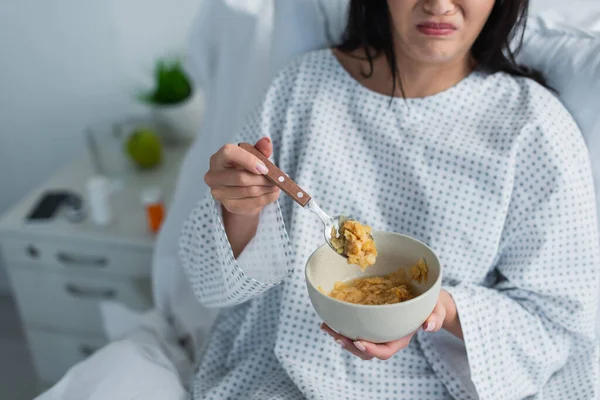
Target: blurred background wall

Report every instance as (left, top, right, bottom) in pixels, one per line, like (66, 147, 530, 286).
(0, 0, 202, 293)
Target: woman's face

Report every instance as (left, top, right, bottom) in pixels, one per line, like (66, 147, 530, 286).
(387, 0, 495, 65)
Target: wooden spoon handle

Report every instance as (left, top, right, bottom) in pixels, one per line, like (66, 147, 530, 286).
(238, 142, 311, 207)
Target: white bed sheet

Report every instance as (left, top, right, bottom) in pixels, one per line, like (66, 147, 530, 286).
(35, 326, 190, 400)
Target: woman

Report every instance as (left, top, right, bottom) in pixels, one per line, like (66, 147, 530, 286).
(181, 0, 600, 399)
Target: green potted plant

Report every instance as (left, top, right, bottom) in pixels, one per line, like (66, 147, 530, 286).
(139, 58, 203, 143)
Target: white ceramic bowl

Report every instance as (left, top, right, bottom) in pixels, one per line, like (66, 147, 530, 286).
(305, 231, 442, 343)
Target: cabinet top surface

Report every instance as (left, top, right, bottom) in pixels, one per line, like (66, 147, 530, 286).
(0, 144, 190, 248)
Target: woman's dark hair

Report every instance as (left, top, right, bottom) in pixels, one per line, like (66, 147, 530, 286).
(337, 0, 548, 98)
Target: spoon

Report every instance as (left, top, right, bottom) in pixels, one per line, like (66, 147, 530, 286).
(239, 142, 355, 257)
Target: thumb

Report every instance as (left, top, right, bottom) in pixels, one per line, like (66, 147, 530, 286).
(254, 137, 273, 158)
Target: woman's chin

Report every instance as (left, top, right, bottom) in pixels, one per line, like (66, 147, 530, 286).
(410, 46, 461, 66)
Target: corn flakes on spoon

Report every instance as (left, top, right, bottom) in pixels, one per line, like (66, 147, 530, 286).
(239, 143, 377, 269)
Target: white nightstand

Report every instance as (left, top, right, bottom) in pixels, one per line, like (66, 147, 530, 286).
(0, 143, 188, 388)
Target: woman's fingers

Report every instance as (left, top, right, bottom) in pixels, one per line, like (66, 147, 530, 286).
(210, 143, 269, 174)
(337, 336, 373, 360)
(352, 298, 445, 360)
(353, 297, 446, 360)
(254, 137, 273, 159)
(205, 169, 274, 188)
(353, 332, 416, 360)
(212, 184, 280, 200)
(207, 169, 280, 214)
(320, 324, 373, 360)
(320, 294, 447, 361)
(321, 323, 418, 361)
(218, 191, 281, 215)
(204, 138, 278, 217)
(422, 297, 446, 333)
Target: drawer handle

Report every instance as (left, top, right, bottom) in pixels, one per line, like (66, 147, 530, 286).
(79, 344, 99, 357)
(26, 245, 40, 259)
(57, 252, 108, 268)
(65, 283, 116, 300)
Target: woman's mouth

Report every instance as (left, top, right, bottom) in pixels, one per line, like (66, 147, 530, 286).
(416, 22, 457, 37)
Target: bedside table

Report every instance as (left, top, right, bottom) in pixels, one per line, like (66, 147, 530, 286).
(0, 143, 188, 388)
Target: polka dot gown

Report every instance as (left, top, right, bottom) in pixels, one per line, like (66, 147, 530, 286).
(179, 50, 600, 400)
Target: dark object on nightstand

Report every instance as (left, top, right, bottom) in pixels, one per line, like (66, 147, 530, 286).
(26, 191, 85, 223)
(26, 192, 68, 221)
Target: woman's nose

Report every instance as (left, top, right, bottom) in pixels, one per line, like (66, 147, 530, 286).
(422, 0, 457, 15)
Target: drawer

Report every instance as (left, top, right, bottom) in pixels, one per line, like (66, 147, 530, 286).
(25, 328, 106, 384)
(1, 236, 151, 277)
(10, 268, 152, 335)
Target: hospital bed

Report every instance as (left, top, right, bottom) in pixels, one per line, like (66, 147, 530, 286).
(159, 0, 600, 360)
(39, 0, 600, 398)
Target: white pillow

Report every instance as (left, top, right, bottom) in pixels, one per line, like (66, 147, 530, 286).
(517, 15, 600, 228)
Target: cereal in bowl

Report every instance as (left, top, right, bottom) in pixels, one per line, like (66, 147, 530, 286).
(325, 259, 428, 305)
(330, 218, 377, 270)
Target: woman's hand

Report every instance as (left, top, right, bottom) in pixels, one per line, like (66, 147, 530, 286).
(321, 289, 460, 360)
(204, 137, 280, 216)
(204, 137, 280, 257)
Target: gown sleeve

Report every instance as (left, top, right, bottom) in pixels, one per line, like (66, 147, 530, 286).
(178, 61, 303, 308)
(418, 100, 600, 400)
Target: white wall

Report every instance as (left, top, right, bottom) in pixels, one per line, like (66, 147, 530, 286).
(0, 0, 202, 293)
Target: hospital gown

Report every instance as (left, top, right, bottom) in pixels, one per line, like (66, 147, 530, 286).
(179, 50, 600, 400)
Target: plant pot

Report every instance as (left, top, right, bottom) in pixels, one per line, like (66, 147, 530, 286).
(150, 90, 204, 144)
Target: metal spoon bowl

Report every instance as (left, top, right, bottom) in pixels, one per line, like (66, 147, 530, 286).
(239, 142, 366, 258)
(304, 200, 354, 257)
